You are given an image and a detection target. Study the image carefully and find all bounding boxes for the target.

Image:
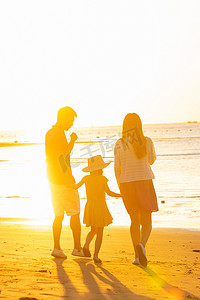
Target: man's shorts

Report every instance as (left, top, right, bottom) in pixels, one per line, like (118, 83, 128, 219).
(50, 183, 80, 217)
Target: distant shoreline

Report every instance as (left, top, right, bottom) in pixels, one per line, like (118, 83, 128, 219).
(0, 140, 115, 147)
(0, 217, 199, 231)
(0, 142, 43, 147)
(0, 122, 199, 146)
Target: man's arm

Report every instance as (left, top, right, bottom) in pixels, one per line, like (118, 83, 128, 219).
(46, 130, 77, 157)
(66, 132, 78, 155)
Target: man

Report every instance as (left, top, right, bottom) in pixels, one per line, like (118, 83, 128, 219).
(45, 106, 84, 258)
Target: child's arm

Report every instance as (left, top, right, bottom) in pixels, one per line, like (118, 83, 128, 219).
(104, 182, 122, 198)
(73, 177, 85, 189)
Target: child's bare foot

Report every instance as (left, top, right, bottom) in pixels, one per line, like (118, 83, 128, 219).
(83, 247, 91, 257)
(93, 256, 102, 263)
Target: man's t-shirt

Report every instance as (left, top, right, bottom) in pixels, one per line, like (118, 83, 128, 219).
(45, 125, 75, 186)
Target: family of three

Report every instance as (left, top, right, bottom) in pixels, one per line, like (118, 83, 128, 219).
(45, 106, 158, 267)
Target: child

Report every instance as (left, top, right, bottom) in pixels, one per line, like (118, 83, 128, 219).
(74, 155, 121, 263)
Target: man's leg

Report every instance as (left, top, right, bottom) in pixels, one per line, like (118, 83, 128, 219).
(53, 215, 64, 250)
(70, 213, 81, 251)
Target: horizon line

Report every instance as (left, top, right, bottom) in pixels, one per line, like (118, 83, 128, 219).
(0, 120, 199, 132)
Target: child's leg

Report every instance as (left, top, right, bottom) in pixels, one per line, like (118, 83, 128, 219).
(84, 226, 97, 249)
(94, 227, 104, 259)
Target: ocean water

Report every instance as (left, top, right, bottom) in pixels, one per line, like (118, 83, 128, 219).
(0, 123, 199, 229)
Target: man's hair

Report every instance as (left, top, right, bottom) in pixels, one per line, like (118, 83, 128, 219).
(57, 106, 77, 123)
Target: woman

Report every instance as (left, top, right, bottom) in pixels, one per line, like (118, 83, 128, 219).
(114, 113, 158, 267)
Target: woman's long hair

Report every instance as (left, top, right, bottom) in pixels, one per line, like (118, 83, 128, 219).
(122, 113, 147, 159)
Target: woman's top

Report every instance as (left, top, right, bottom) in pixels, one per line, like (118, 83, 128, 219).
(82, 174, 113, 227)
(114, 136, 156, 184)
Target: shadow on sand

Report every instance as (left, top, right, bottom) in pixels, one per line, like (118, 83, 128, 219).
(140, 266, 200, 300)
(73, 258, 153, 300)
(53, 258, 200, 300)
(53, 257, 153, 300)
(53, 257, 82, 299)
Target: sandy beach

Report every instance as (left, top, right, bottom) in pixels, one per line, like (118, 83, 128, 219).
(0, 222, 199, 300)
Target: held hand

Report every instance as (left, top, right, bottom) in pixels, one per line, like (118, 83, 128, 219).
(70, 183, 77, 189)
(66, 182, 77, 189)
(70, 132, 78, 142)
(115, 193, 122, 198)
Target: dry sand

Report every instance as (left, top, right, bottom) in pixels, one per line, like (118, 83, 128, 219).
(0, 222, 200, 300)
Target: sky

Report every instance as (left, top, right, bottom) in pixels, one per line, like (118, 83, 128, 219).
(0, 0, 200, 131)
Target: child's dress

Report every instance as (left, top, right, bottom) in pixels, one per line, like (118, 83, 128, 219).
(82, 174, 113, 227)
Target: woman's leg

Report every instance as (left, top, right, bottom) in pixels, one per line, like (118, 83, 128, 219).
(141, 210, 152, 247)
(129, 211, 141, 258)
(94, 227, 104, 259)
(84, 226, 97, 249)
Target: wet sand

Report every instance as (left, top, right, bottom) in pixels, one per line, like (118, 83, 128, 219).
(0, 222, 199, 300)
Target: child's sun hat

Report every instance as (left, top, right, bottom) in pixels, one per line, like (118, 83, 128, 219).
(82, 155, 111, 172)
